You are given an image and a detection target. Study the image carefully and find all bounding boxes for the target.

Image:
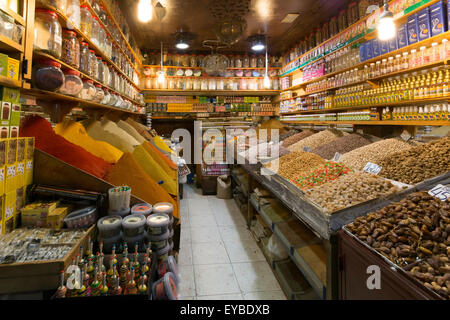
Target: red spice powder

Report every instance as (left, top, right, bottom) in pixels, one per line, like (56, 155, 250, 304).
(20, 115, 112, 179)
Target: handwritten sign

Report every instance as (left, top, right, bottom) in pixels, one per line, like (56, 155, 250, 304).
(363, 162, 382, 175)
(428, 184, 450, 202)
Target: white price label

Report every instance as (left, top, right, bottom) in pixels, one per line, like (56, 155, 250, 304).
(7, 166, 15, 178)
(5, 207, 13, 219)
(0, 168, 4, 181)
(428, 184, 450, 201)
(17, 163, 24, 175)
(333, 152, 342, 162)
(363, 162, 382, 175)
(303, 146, 311, 152)
(26, 161, 33, 170)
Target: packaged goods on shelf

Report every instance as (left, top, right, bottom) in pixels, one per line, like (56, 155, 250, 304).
(387, 103, 450, 121)
(345, 190, 449, 299)
(377, 136, 450, 184)
(305, 171, 401, 214)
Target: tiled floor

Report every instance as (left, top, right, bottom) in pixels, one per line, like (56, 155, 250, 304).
(178, 184, 286, 300)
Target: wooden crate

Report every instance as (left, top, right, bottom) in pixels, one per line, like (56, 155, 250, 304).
(0, 225, 95, 294)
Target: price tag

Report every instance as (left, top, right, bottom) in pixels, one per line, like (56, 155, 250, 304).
(363, 162, 382, 175)
(333, 152, 342, 162)
(428, 184, 450, 201)
(303, 146, 311, 152)
(17, 163, 24, 175)
(400, 130, 412, 142)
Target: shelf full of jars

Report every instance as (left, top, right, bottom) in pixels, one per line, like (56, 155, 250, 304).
(29, 0, 145, 113)
(146, 95, 277, 118)
(141, 53, 282, 92)
(281, 0, 445, 79)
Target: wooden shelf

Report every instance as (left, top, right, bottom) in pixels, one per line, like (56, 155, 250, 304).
(23, 88, 142, 115)
(0, 75, 21, 88)
(0, 6, 26, 26)
(281, 120, 450, 126)
(35, 1, 140, 90)
(0, 35, 23, 52)
(33, 51, 143, 106)
(142, 89, 281, 96)
(281, 0, 443, 76)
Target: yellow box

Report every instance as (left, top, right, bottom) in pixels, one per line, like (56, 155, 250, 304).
(6, 138, 17, 165)
(15, 161, 24, 187)
(5, 163, 15, 192)
(5, 138, 17, 192)
(21, 200, 59, 228)
(25, 159, 32, 186)
(0, 194, 3, 234)
(46, 206, 69, 230)
(26, 137, 35, 160)
(2, 191, 15, 234)
(7, 58, 19, 81)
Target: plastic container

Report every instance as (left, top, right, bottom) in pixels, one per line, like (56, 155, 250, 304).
(80, 79, 96, 100)
(61, 29, 80, 68)
(32, 59, 65, 91)
(34, 9, 62, 59)
(155, 243, 171, 261)
(122, 214, 146, 237)
(123, 233, 146, 252)
(108, 207, 130, 217)
(108, 186, 131, 212)
(64, 206, 97, 228)
(97, 215, 122, 238)
(148, 229, 170, 250)
(131, 203, 152, 217)
(157, 256, 179, 284)
(147, 213, 170, 235)
(152, 272, 178, 300)
(98, 232, 122, 254)
(152, 202, 173, 218)
(59, 69, 82, 96)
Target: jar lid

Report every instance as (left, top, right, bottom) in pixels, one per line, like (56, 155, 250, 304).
(37, 59, 61, 68)
(81, 41, 89, 46)
(80, 4, 89, 9)
(95, 84, 102, 88)
(63, 69, 80, 76)
(36, 9, 58, 18)
(90, 49, 95, 53)
(97, 56, 102, 60)
(83, 79, 94, 83)
(63, 29, 77, 36)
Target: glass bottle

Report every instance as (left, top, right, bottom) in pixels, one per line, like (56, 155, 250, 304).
(243, 55, 250, 68)
(410, 49, 417, 68)
(402, 52, 409, 70)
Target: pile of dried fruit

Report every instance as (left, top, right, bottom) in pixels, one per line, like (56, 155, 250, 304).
(311, 133, 374, 160)
(282, 130, 315, 148)
(265, 151, 325, 179)
(340, 138, 414, 171)
(378, 137, 450, 185)
(291, 162, 353, 191)
(346, 191, 450, 299)
(288, 129, 347, 152)
(305, 172, 400, 213)
(280, 129, 300, 141)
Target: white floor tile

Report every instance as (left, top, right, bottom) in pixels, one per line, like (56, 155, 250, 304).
(214, 210, 247, 227)
(223, 240, 265, 263)
(197, 293, 244, 300)
(219, 225, 253, 242)
(180, 226, 192, 244)
(192, 242, 230, 265)
(194, 264, 240, 296)
(232, 262, 282, 293)
(178, 243, 193, 266)
(189, 213, 217, 227)
(190, 226, 222, 243)
(179, 265, 196, 297)
(243, 291, 287, 300)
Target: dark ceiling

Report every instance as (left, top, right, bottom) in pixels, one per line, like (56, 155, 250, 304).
(121, 0, 352, 56)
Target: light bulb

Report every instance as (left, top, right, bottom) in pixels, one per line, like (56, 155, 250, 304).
(377, 16, 396, 40)
(251, 44, 265, 51)
(263, 75, 271, 89)
(138, 0, 153, 23)
(157, 71, 165, 84)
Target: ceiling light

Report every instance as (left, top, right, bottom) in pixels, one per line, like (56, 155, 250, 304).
(138, 0, 153, 23)
(377, 1, 396, 41)
(175, 32, 190, 50)
(250, 34, 266, 52)
(281, 13, 299, 23)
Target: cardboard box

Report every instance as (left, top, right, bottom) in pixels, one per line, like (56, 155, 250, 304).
(0, 53, 8, 77)
(359, 42, 367, 62)
(389, 36, 398, 52)
(15, 161, 24, 188)
(380, 40, 389, 55)
(21, 200, 59, 227)
(2, 190, 15, 234)
(1, 101, 11, 125)
(7, 58, 19, 81)
(417, 7, 431, 41)
(46, 207, 69, 230)
(26, 137, 34, 160)
(9, 125, 18, 138)
(5, 138, 16, 192)
(366, 39, 373, 60)
(407, 14, 419, 45)
(372, 39, 380, 57)
(16, 137, 24, 162)
(25, 159, 33, 185)
(9, 104, 20, 126)
(430, 0, 447, 36)
(397, 23, 408, 48)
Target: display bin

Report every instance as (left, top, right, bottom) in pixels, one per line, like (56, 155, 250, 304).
(338, 229, 443, 300)
(200, 175, 218, 195)
(0, 225, 96, 294)
(273, 258, 319, 300)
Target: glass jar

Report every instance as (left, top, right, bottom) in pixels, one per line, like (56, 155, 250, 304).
(80, 5, 92, 37)
(243, 55, 249, 68)
(59, 69, 82, 96)
(208, 78, 216, 90)
(387, 57, 394, 74)
(44, 0, 67, 14)
(97, 5, 107, 26)
(108, 92, 118, 106)
(235, 55, 242, 68)
(98, 26, 106, 53)
(257, 56, 264, 68)
(217, 78, 224, 90)
(193, 78, 200, 90)
(402, 52, 409, 70)
(66, 0, 80, 29)
(431, 42, 440, 63)
(61, 29, 79, 68)
(175, 54, 181, 66)
(89, 50, 98, 78)
(185, 78, 192, 90)
(115, 95, 124, 108)
(79, 41, 90, 74)
(34, 9, 62, 59)
(105, 37, 112, 59)
(250, 55, 257, 68)
(410, 49, 417, 68)
(93, 84, 105, 103)
(97, 56, 103, 82)
(101, 88, 111, 105)
(442, 39, 449, 60)
(201, 79, 208, 90)
(91, 16, 100, 47)
(32, 59, 65, 91)
(394, 54, 401, 72)
(81, 79, 96, 100)
(189, 55, 197, 68)
(228, 55, 234, 68)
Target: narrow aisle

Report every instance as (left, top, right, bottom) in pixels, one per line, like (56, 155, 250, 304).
(178, 184, 287, 300)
